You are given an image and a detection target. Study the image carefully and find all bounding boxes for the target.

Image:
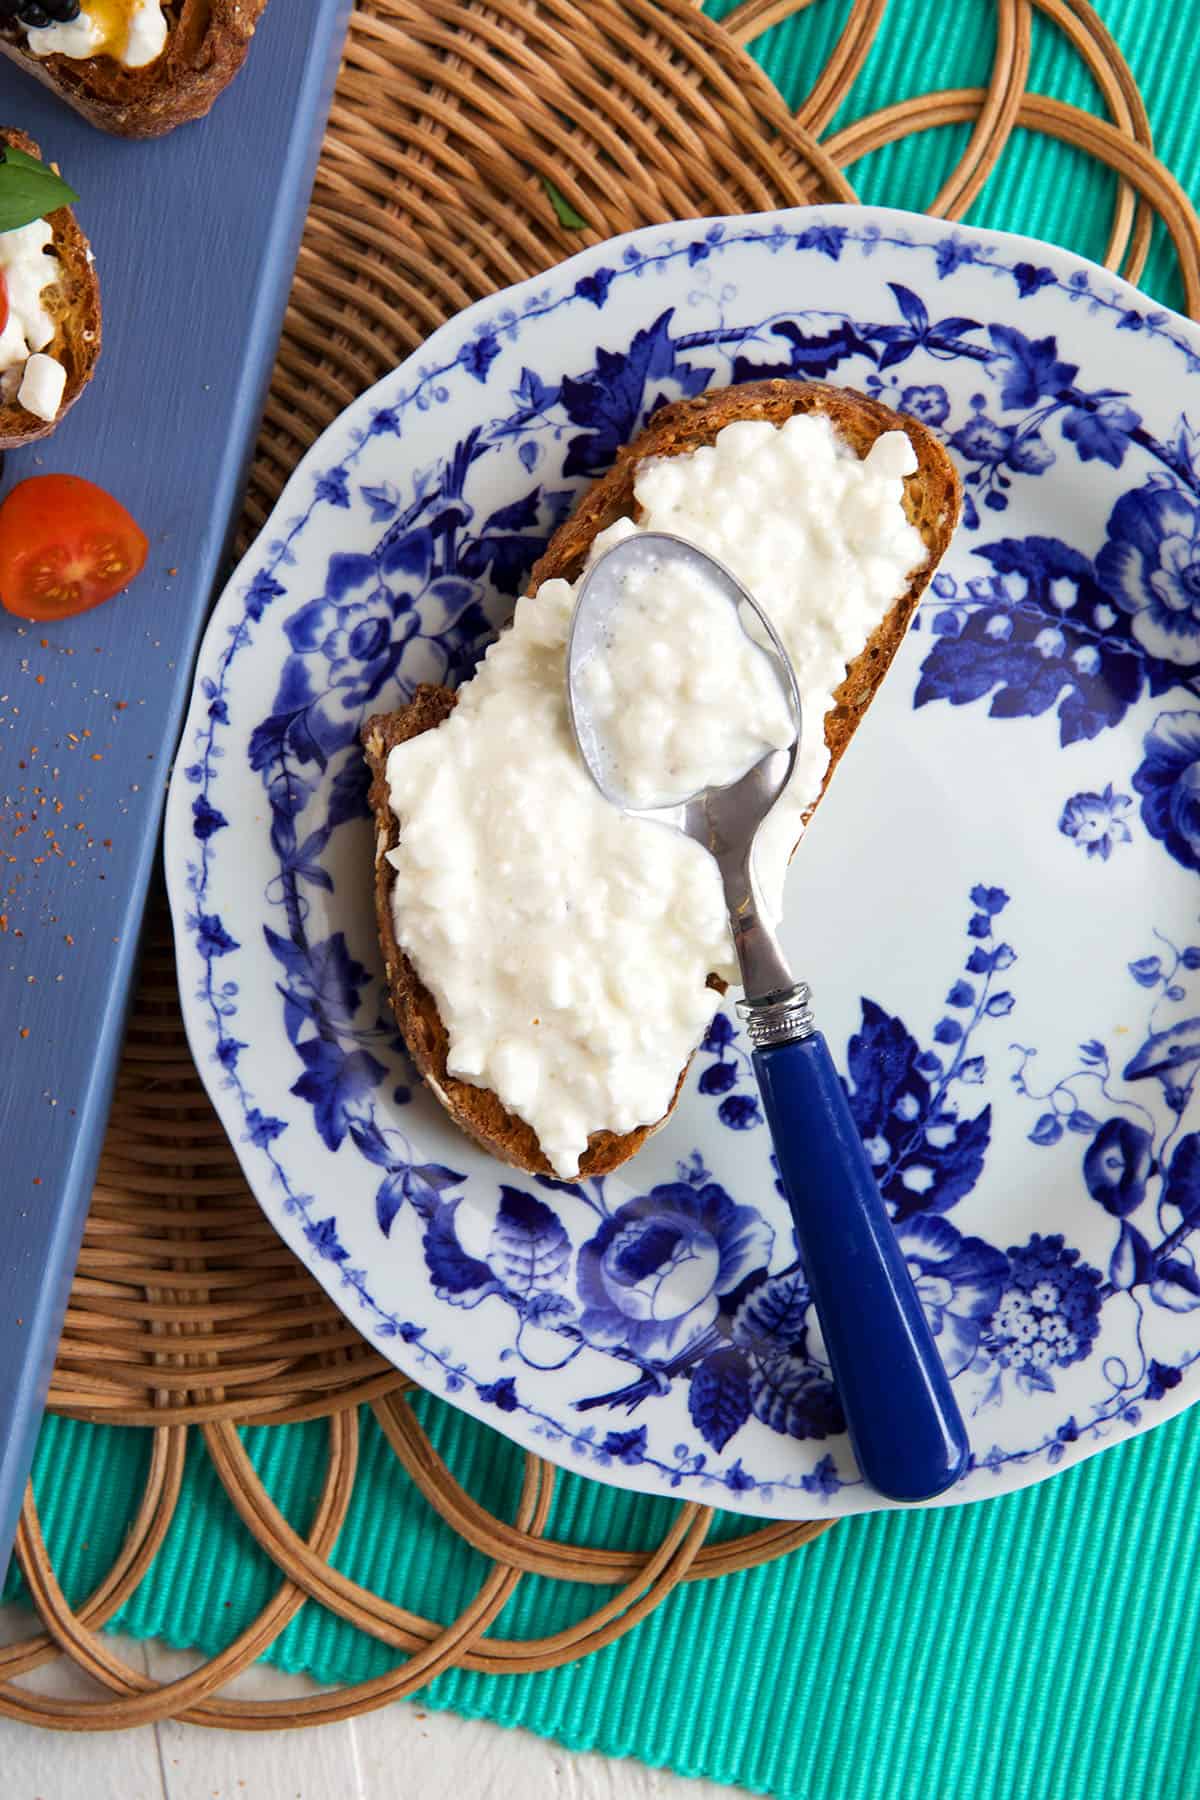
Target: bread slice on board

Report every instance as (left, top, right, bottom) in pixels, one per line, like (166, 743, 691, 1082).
(361, 378, 961, 1178)
(0, 2, 268, 138)
(0, 128, 100, 450)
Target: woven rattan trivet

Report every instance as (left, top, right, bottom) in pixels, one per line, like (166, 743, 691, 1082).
(5, 0, 1200, 1732)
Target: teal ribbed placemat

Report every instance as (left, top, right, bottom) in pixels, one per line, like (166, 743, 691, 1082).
(9, 4, 1200, 1794)
(8, 1394, 1200, 1796)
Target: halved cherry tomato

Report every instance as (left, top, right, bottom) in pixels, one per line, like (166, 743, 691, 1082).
(0, 474, 148, 621)
(0, 272, 10, 339)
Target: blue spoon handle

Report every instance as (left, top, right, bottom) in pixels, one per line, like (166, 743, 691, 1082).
(752, 1029, 970, 1503)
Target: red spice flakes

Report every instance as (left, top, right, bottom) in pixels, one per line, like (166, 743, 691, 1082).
(38, 638, 47, 648)
(89, 753, 102, 762)
(115, 700, 128, 711)
(0, 915, 5, 933)
(102, 838, 112, 849)
(34, 674, 44, 686)
(64, 933, 73, 945)
(31, 1177, 41, 1186)
(18, 1027, 29, 1038)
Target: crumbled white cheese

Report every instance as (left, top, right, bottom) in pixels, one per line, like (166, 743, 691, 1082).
(0, 215, 60, 414)
(26, 1, 167, 69)
(385, 413, 925, 1175)
(18, 352, 66, 422)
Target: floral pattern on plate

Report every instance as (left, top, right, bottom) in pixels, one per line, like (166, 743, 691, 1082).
(166, 206, 1200, 1516)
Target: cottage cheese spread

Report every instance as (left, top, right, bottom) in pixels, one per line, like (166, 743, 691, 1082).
(0, 217, 64, 420)
(26, 0, 167, 68)
(576, 547, 795, 808)
(384, 411, 925, 1176)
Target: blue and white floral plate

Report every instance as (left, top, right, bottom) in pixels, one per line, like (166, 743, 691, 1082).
(165, 204, 1200, 1519)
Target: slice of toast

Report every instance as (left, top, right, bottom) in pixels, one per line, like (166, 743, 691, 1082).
(362, 378, 961, 1178)
(0, 128, 100, 449)
(0, 2, 267, 138)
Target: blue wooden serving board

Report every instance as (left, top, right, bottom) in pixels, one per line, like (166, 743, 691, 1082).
(0, 0, 350, 1577)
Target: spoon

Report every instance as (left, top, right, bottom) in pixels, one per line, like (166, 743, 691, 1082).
(567, 530, 969, 1504)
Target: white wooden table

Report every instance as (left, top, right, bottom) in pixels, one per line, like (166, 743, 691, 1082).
(0, 1606, 748, 1800)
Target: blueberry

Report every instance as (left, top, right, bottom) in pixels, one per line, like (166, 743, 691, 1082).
(17, 4, 51, 24)
(40, 0, 81, 17)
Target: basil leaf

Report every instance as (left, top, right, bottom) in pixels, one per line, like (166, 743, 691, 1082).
(0, 153, 79, 233)
(543, 177, 587, 231)
(3, 146, 50, 173)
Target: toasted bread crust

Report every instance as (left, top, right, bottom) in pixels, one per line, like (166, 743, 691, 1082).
(362, 379, 961, 1177)
(0, 1, 267, 139)
(0, 129, 100, 450)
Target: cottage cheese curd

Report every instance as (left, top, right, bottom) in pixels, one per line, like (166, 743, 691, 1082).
(25, 0, 166, 68)
(0, 217, 64, 419)
(384, 411, 926, 1176)
(576, 546, 795, 808)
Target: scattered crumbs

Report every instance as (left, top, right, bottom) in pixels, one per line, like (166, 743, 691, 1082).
(34, 674, 44, 685)
(31, 1177, 40, 1186)
(18, 1026, 28, 1038)
(64, 933, 73, 945)
(167, 566, 178, 577)
(89, 753, 102, 762)
(115, 700, 127, 711)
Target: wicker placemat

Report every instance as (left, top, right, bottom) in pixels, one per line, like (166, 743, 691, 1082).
(4, 0, 1200, 1731)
